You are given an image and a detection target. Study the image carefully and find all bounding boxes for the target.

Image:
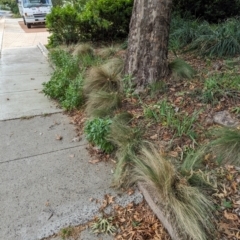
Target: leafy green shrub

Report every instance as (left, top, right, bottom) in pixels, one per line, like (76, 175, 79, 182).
(80, 0, 133, 40)
(46, 5, 82, 46)
(43, 49, 84, 110)
(46, 0, 133, 46)
(61, 74, 84, 110)
(84, 118, 114, 153)
(7, 0, 19, 14)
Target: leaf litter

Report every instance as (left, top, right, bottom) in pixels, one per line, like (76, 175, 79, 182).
(66, 51, 240, 239)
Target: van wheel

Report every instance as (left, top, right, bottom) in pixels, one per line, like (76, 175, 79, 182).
(27, 23, 31, 29)
(23, 17, 26, 25)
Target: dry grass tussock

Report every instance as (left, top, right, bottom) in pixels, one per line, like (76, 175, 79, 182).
(209, 127, 240, 165)
(133, 145, 216, 240)
(57, 44, 75, 53)
(83, 58, 123, 95)
(169, 58, 195, 79)
(108, 118, 142, 187)
(96, 46, 119, 59)
(72, 43, 94, 57)
(85, 91, 121, 117)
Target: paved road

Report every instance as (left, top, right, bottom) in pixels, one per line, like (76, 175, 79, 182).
(0, 17, 142, 240)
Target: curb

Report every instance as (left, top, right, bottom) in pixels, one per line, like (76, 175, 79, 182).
(138, 183, 181, 240)
(37, 42, 49, 58)
(37, 42, 56, 70)
(0, 17, 5, 58)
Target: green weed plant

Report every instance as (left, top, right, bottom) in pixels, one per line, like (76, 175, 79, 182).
(84, 118, 114, 153)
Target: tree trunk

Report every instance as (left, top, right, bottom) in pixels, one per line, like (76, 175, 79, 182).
(124, 0, 172, 87)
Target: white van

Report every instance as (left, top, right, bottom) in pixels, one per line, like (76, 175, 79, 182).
(17, 0, 52, 28)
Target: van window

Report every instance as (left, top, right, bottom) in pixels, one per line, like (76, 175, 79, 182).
(23, 0, 51, 8)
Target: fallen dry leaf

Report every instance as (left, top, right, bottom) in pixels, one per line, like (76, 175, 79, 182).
(150, 134, 158, 140)
(55, 135, 63, 140)
(224, 210, 239, 221)
(69, 154, 75, 158)
(127, 188, 134, 195)
(168, 151, 179, 158)
(88, 159, 100, 164)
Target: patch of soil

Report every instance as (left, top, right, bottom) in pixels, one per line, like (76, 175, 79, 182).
(18, 20, 47, 33)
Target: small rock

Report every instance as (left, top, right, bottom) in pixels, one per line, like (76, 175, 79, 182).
(213, 111, 239, 127)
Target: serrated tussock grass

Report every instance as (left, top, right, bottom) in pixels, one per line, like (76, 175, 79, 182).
(85, 91, 121, 118)
(83, 58, 123, 95)
(84, 58, 124, 117)
(132, 145, 215, 240)
(210, 127, 240, 165)
(180, 146, 215, 189)
(108, 119, 142, 187)
(96, 46, 119, 59)
(72, 43, 94, 57)
(169, 58, 195, 79)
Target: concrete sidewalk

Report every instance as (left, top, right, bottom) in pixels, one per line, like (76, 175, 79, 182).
(0, 17, 142, 240)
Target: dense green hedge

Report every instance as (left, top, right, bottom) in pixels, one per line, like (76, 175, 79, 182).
(173, 0, 240, 22)
(46, 0, 133, 46)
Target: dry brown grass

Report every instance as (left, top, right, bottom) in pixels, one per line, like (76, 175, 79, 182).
(85, 91, 121, 117)
(83, 58, 123, 95)
(108, 119, 142, 187)
(72, 43, 94, 57)
(96, 46, 119, 59)
(133, 145, 216, 240)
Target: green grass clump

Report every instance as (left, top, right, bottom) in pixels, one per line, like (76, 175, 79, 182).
(169, 16, 240, 57)
(201, 73, 240, 104)
(188, 18, 240, 57)
(169, 58, 195, 79)
(84, 118, 114, 153)
(144, 100, 198, 139)
(209, 127, 240, 165)
(133, 145, 215, 240)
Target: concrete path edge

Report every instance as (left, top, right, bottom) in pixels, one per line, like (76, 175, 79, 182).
(138, 183, 180, 240)
(38, 42, 49, 59)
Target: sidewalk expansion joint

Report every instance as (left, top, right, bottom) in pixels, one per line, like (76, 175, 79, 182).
(0, 144, 88, 164)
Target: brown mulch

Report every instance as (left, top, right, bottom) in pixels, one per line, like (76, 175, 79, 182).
(68, 50, 240, 239)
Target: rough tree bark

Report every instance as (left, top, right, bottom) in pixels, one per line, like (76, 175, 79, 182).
(124, 0, 172, 87)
